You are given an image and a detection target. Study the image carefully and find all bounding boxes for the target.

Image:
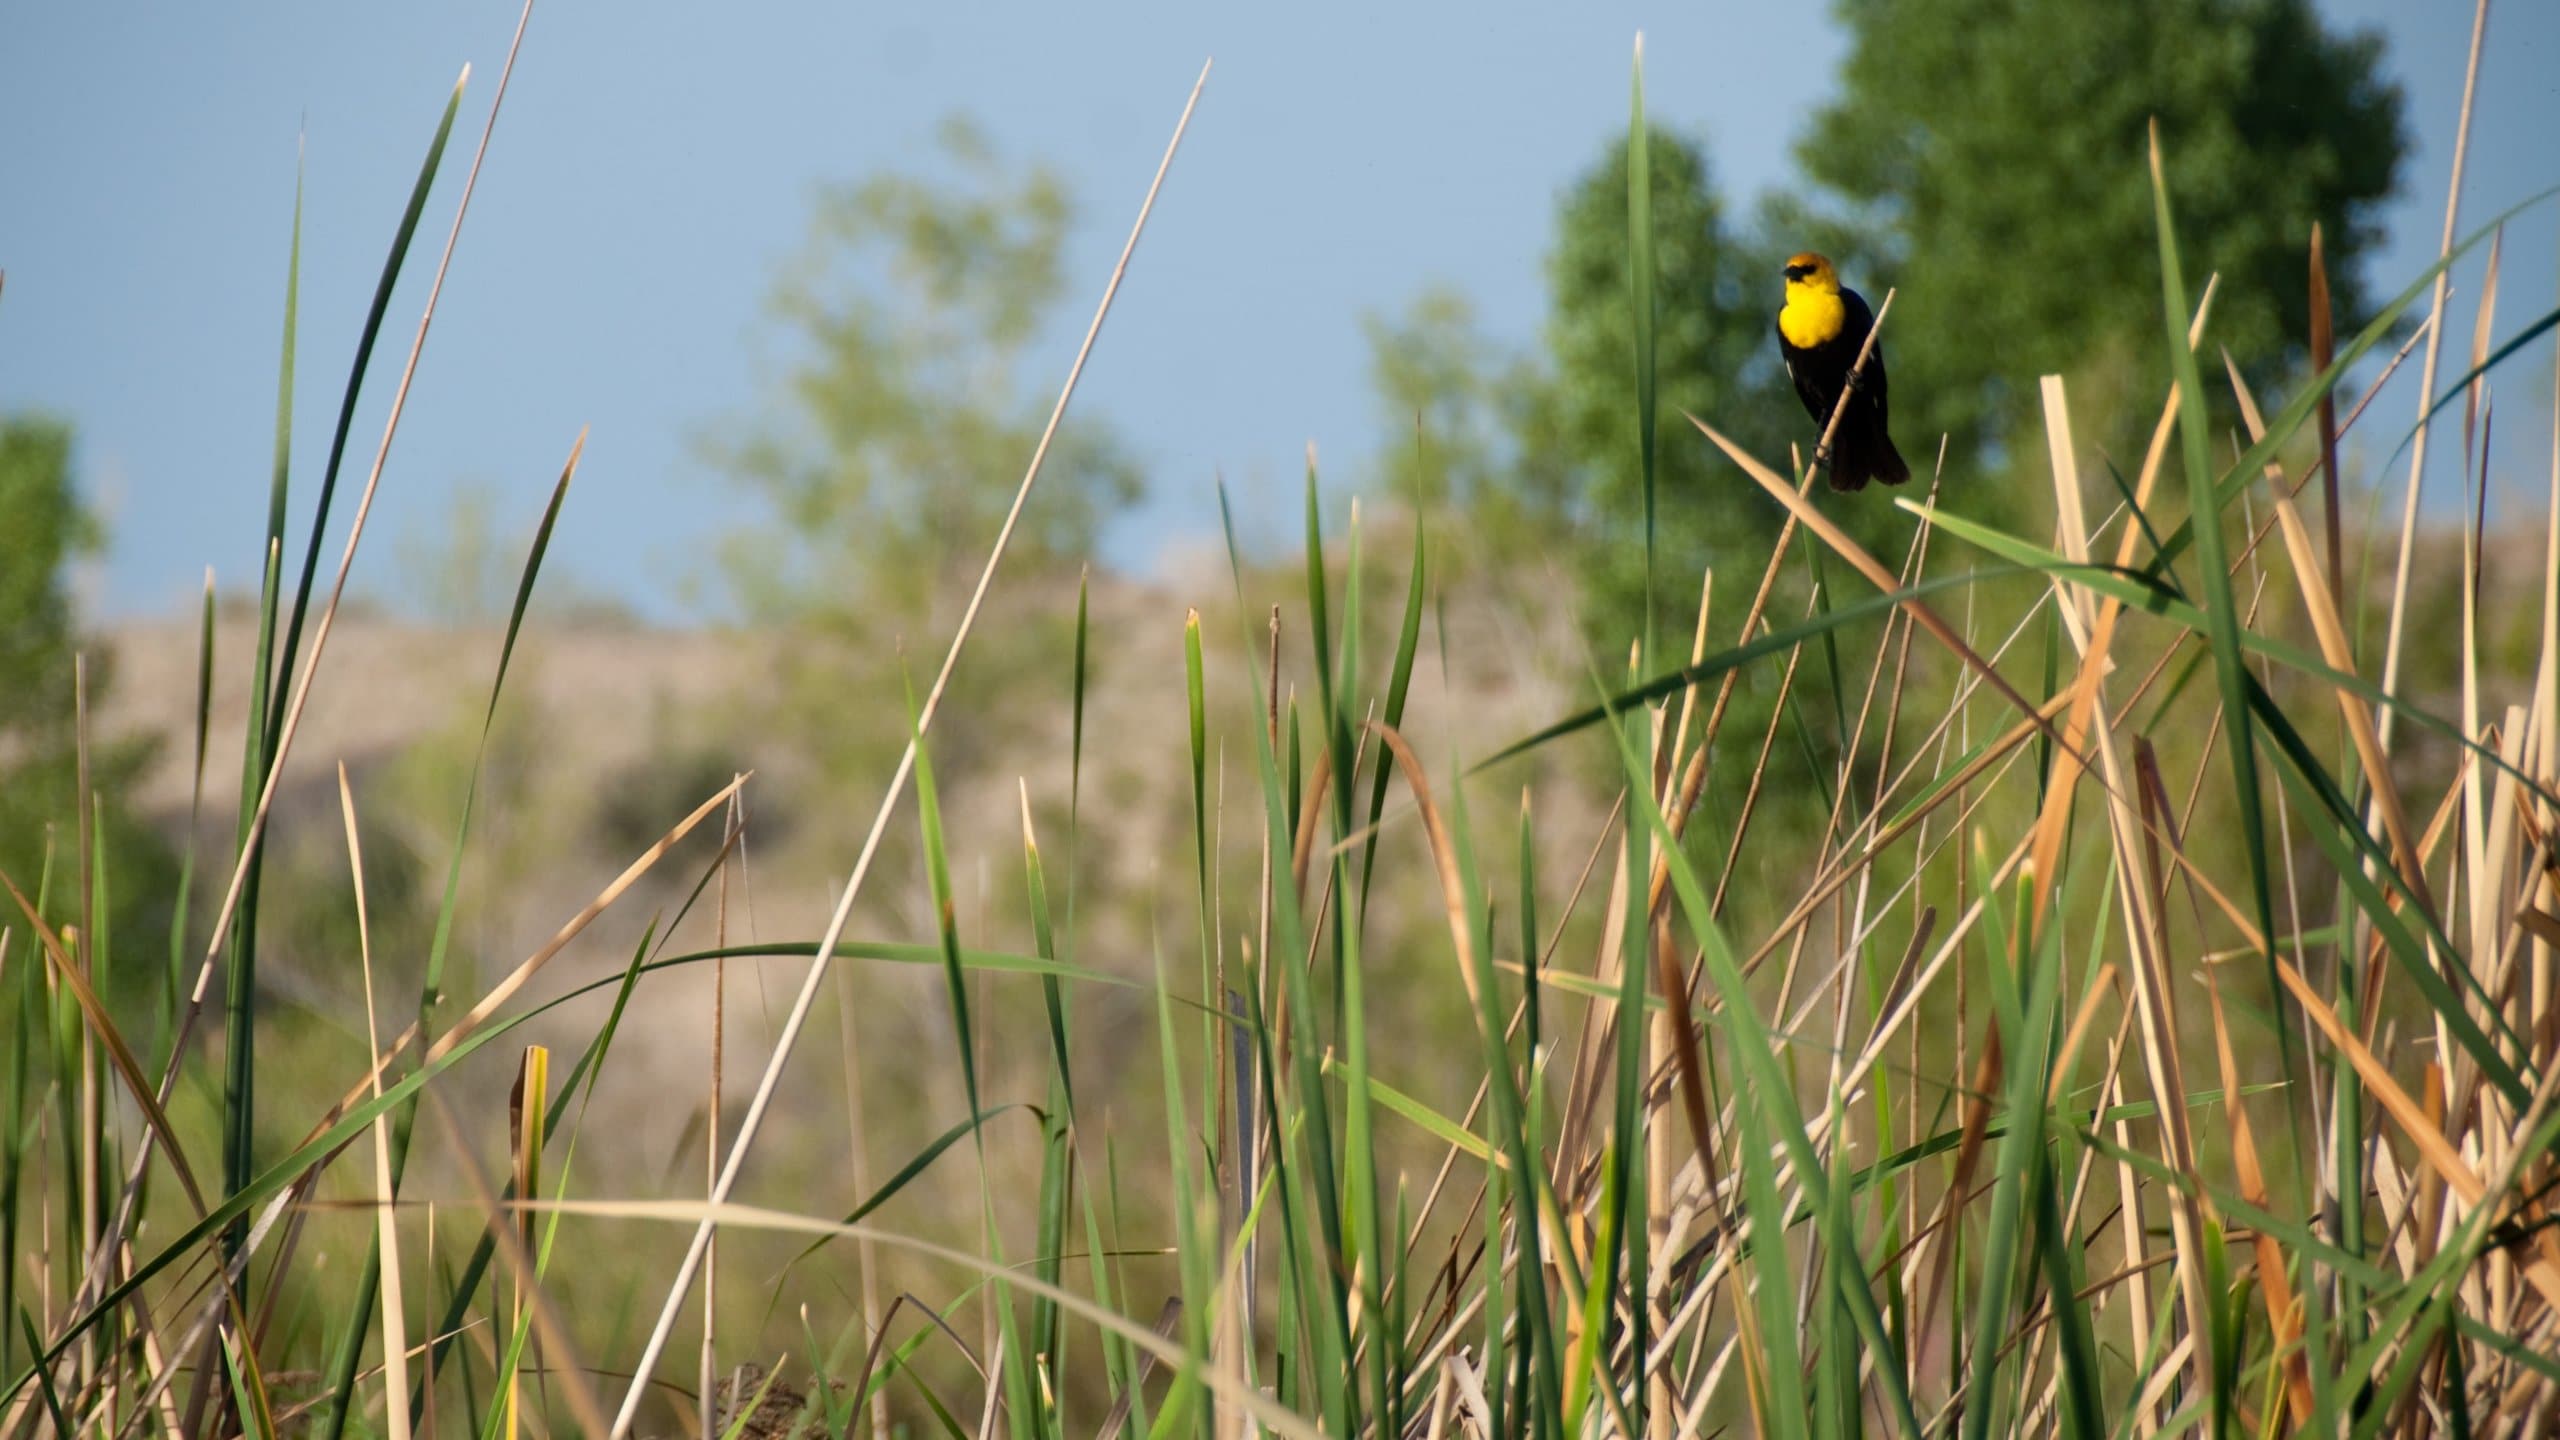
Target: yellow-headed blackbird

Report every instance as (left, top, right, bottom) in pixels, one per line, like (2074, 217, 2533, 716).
(1776, 252, 1909, 491)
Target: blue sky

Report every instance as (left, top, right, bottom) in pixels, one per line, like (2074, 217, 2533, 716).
(3, 3, 2555, 623)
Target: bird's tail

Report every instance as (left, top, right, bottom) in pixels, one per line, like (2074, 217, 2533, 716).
(1872, 433, 1911, 487)
(1828, 430, 1912, 491)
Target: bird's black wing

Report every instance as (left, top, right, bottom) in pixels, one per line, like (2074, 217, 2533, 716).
(1787, 356, 1842, 428)
(1839, 288, 1889, 424)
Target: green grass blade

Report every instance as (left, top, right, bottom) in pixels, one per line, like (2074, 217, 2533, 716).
(1335, 501, 1365, 840)
(1331, 798, 1391, 1432)
(1733, 1081, 1810, 1435)
(714, 1364, 790, 1440)
(773, 1105, 1028, 1271)
(1357, 503, 1427, 921)
(1599, 703, 1651, 1432)
(266, 75, 466, 747)
(1069, 566, 1089, 956)
(1025, 802, 1074, 1105)
(1186, 608, 1217, 1191)
(1958, 839, 2034, 1440)
(226, 1331, 278, 1440)
(1304, 456, 1337, 762)
(166, 568, 217, 1027)
(1, 930, 27, 1384)
(1021, 794, 1074, 1390)
(1148, 933, 1218, 1440)
(424, 438, 581, 1007)
(905, 671, 979, 1123)
(14, 1312, 68, 1437)
(239, 103, 467, 1257)
(2149, 125, 2279, 1024)
(223, 144, 307, 1250)
(1517, 792, 1541, 1056)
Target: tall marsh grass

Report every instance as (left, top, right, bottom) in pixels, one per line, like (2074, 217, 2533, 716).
(6, 12, 2559, 1439)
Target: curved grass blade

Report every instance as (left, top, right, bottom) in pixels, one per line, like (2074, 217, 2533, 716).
(16, 915, 1085, 1420)
(229, 79, 467, 1286)
(266, 80, 466, 747)
(235, 80, 466, 1226)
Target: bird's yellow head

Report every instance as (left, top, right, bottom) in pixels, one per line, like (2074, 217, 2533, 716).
(1782, 252, 1840, 300)
(1778, 253, 1847, 348)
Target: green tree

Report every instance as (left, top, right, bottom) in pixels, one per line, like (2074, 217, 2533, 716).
(712, 117, 1138, 627)
(0, 417, 175, 988)
(1787, 0, 2405, 469)
(705, 118, 1141, 799)
(1362, 286, 1572, 560)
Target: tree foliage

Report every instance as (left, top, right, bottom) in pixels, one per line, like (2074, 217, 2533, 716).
(1363, 288, 1569, 543)
(1366, 1, 2407, 679)
(1365, 131, 1798, 653)
(0, 417, 174, 973)
(0, 420, 97, 755)
(712, 118, 1140, 628)
(1787, 0, 2405, 466)
(1362, 10, 2406, 891)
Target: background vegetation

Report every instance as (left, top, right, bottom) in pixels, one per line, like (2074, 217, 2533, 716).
(8, 0, 2556, 1437)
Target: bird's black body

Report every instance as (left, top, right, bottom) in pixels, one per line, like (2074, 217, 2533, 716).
(1776, 285, 1911, 491)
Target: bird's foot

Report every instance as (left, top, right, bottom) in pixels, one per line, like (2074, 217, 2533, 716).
(1812, 442, 1834, 472)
